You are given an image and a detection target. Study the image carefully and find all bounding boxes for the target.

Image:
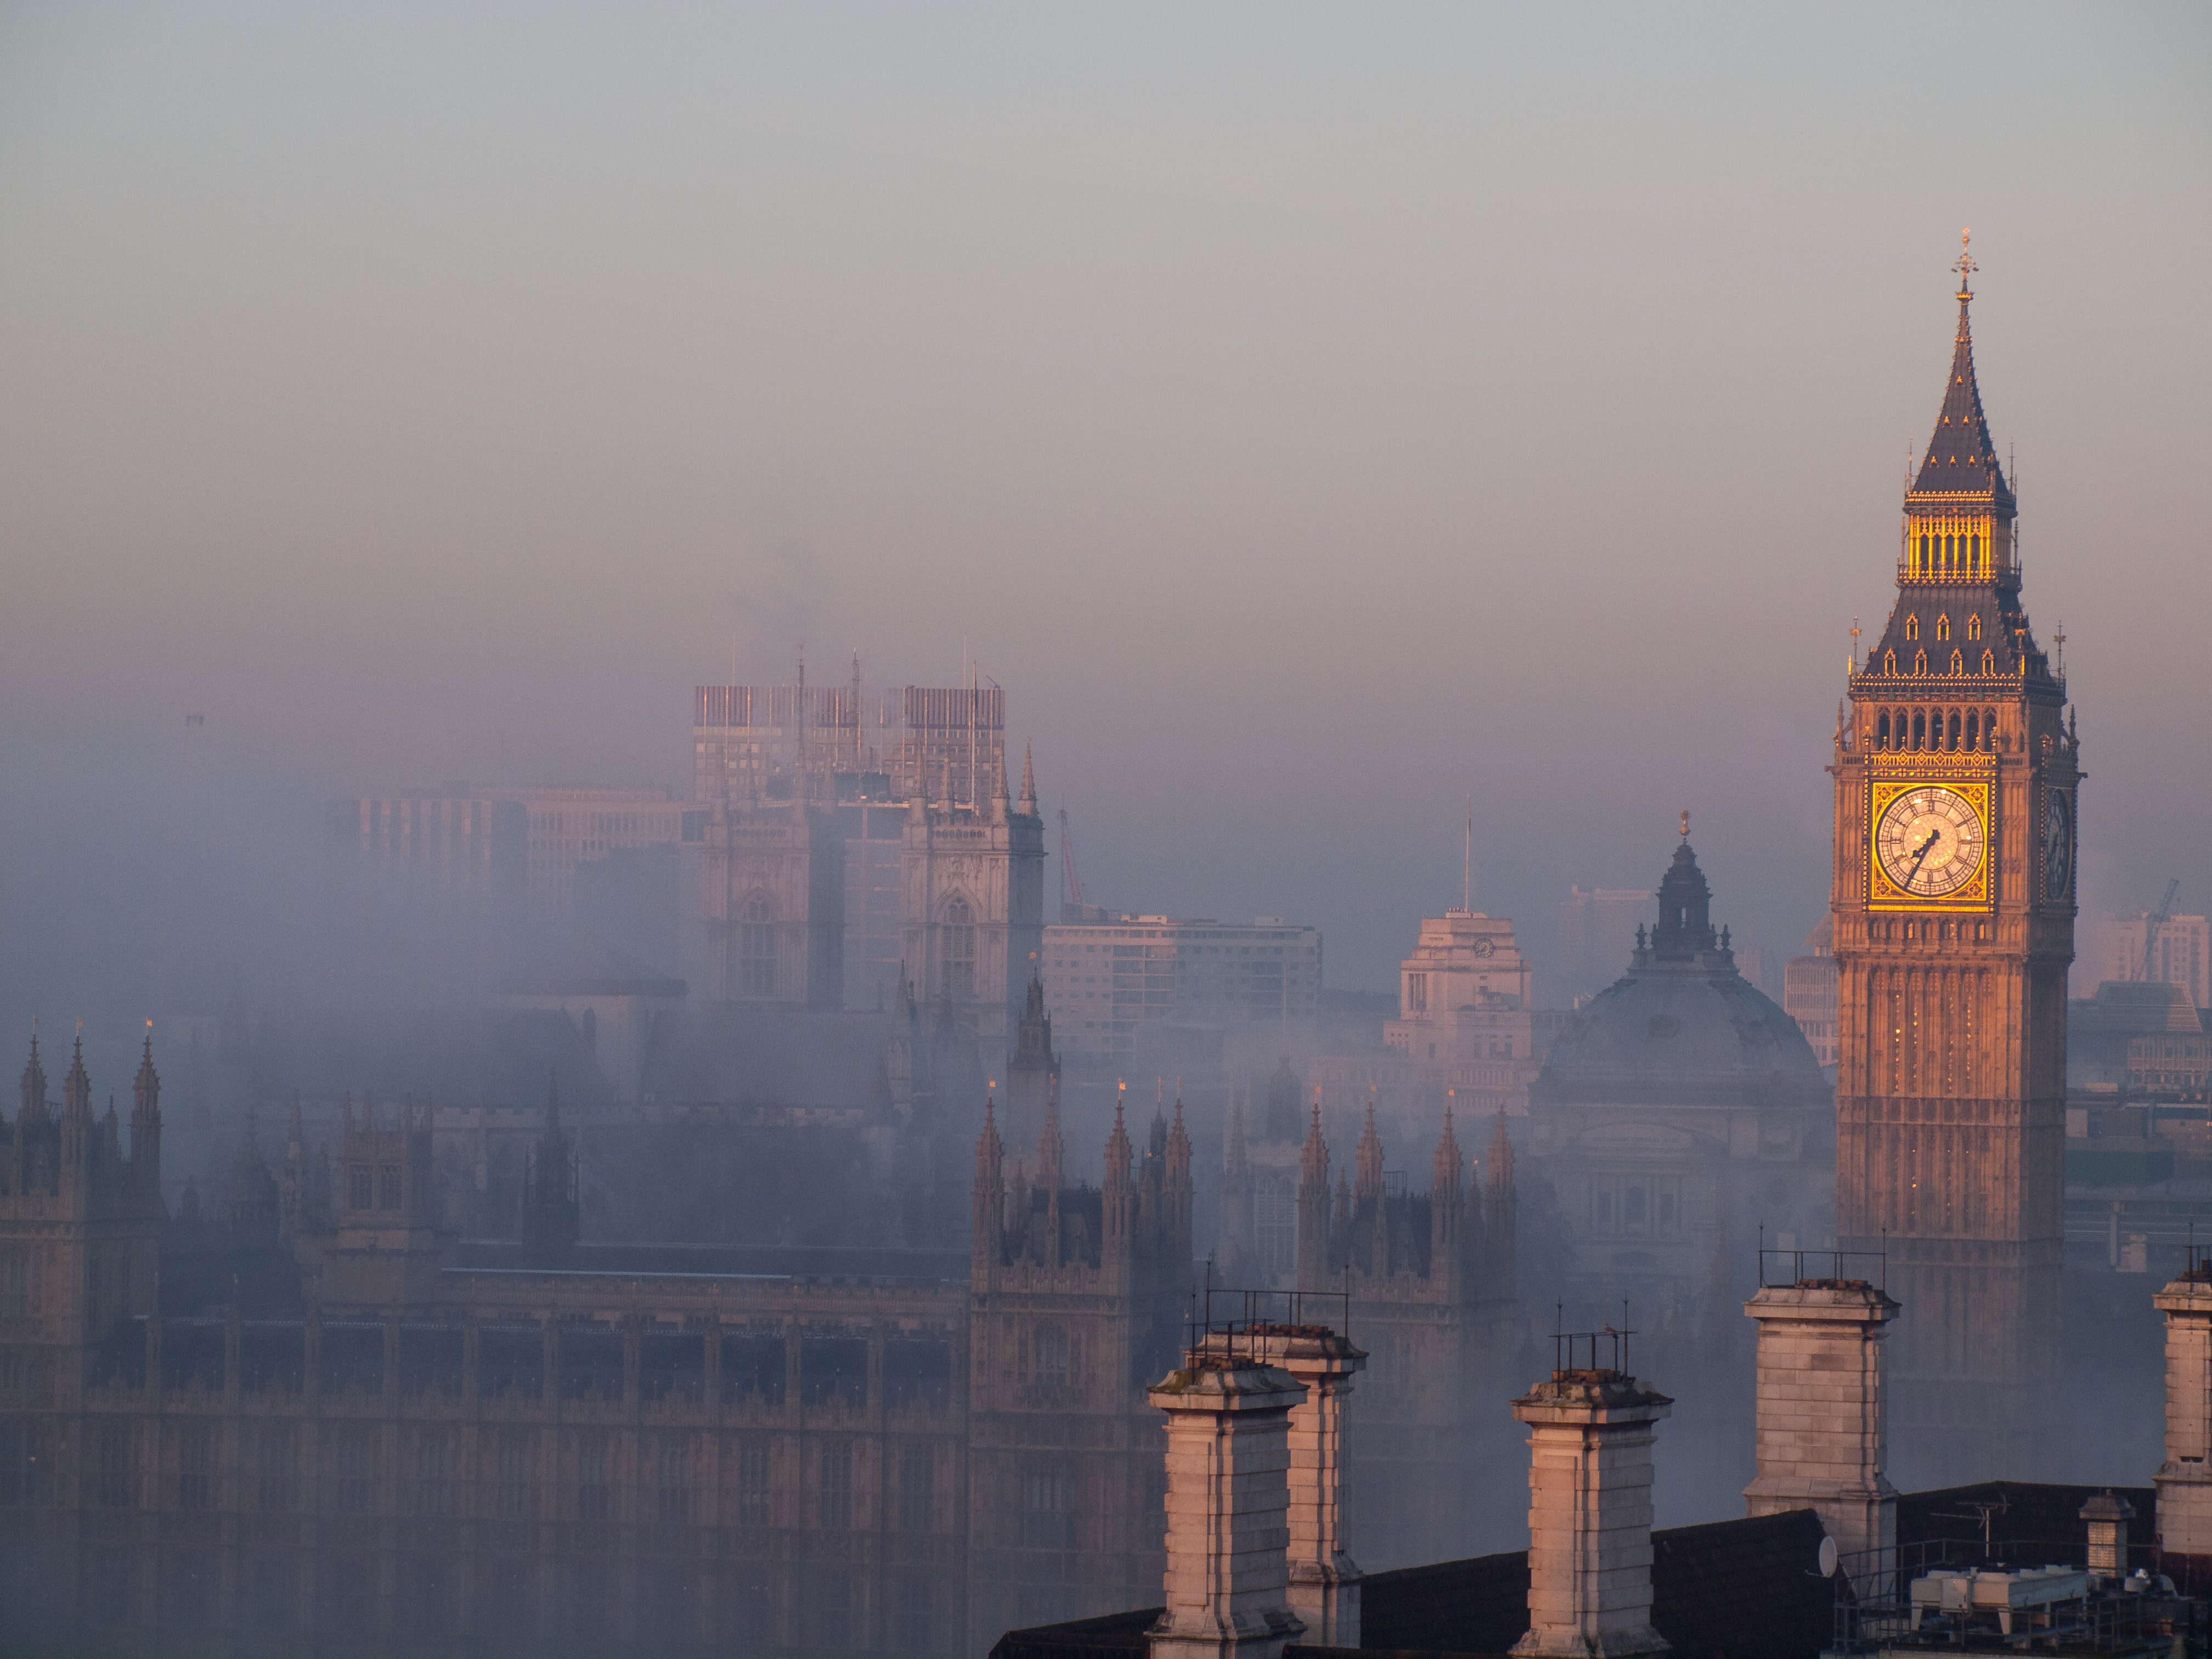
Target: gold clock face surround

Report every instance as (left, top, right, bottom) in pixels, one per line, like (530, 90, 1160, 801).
(1867, 774, 1994, 911)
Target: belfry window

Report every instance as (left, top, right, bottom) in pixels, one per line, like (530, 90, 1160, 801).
(1946, 710, 1961, 749)
(1965, 710, 1980, 749)
(1911, 710, 1926, 749)
(739, 894, 777, 997)
(1876, 712, 1891, 749)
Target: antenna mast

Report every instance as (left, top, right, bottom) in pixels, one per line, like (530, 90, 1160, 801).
(1464, 793, 1472, 913)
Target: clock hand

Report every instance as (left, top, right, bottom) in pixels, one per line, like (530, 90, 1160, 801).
(1904, 827, 1942, 885)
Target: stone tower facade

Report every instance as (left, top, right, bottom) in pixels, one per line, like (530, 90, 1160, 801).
(0, 1030, 165, 1376)
(1831, 238, 2078, 1486)
(693, 794, 847, 1007)
(967, 1089, 1193, 1638)
(902, 749, 1046, 1053)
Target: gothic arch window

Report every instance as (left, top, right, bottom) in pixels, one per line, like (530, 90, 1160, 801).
(1876, 710, 1891, 750)
(1914, 650, 1928, 676)
(1884, 651, 1897, 675)
(941, 896, 977, 1000)
(1031, 1322, 1071, 1387)
(1965, 710, 1980, 751)
(1946, 709, 1961, 749)
(1949, 649, 1965, 676)
(739, 893, 777, 997)
(1911, 710, 1926, 751)
(1936, 615, 1951, 641)
(1981, 648, 1996, 675)
(1905, 614, 1920, 641)
(1967, 613, 1982, 641)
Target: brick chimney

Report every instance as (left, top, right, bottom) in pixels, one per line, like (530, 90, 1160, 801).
(1148, 1352, 1310, 1659)
(2153, 1269, 2212, 1556)
(1510, 1366, 1673, 1659)
(1742, 1278, 1900, 1581)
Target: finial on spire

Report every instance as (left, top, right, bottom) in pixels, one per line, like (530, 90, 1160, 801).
(1953, 226, 1976, 292)
(1680, 809, 1690, 840)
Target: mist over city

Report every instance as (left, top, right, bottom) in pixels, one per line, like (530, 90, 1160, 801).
(2, 6, 2209, 1658)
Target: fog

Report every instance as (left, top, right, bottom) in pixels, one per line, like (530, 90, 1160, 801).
(5, 3, 2209, 1041)
(2, 5, 2210, 1653)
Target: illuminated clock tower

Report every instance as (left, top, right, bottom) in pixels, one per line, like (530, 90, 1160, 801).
(1831, 235, 2080, 1486)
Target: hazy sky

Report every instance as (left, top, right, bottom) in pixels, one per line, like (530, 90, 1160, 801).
(3, 3, 2208, 1051)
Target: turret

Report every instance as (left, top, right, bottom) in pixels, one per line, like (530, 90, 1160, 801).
(1103, 1090, 1135, 1285)
(128, 1025, 162, 1202)
(1296, 1096, 1331, 1289)
(520, 1074, 578, 1266)
(1431, 1107, 1464, 1290)
(1163, 1094, 1194, 1269)
(973, 1095, 1005, 1285)
(1017, 742, 1038, 817)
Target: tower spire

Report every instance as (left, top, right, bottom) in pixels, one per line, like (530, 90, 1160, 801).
(1910, 228, 2011, 508)
(1017, 742, 1037, 816)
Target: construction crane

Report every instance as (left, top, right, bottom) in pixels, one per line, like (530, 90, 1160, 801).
(2145, 879, 2182, 980)
(1058, 804, 1085, 909)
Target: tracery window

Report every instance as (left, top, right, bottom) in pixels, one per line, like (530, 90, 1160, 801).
(941, 897, 977, 1000)
(1936, 615, 1950, 641)
(738, 894, 777, 998)
(1905, 614, 1920, 641)
(1967, 614, 1982, 641)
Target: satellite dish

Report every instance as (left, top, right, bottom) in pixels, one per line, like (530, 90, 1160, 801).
(1818, 1537, 1839, 1578)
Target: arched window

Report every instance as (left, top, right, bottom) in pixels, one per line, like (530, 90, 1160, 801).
(739, 894, 777, 997)
(1911, 710, 1926, 750)
(941, 896, 977, 999)
(1876, 711, 1891, 749)
(1914, 650, 1928, 675)
(1884, 651, 1897, 675)
(1905, 614, 1919, 641)
(1965, 710, 1980, 751)
(1949, 649, 1965, 675)
(1936, 615, 1950, 641)
(1946, 710, 1961, 749)
(1032, 1323, 1070, 1387)
(1981, 648, 1996, 675)
(1967, 613, 1982, 641)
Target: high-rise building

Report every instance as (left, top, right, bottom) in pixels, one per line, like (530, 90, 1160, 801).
(330, 786, 684, 912)
(1831, 239, 2078, 1486)
(1783, 918, 1838, 1068)
(1382, 912, 1566, 1118)
(2107, 912, 2211, 1011)
(1039, 918, 1322, 1064)
(1557, 887, 1650, 998)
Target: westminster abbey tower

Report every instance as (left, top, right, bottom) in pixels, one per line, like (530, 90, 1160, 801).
(1831, 236, 2079, 1485)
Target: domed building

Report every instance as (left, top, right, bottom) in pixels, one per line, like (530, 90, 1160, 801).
(1526, 828, 1834, 1308)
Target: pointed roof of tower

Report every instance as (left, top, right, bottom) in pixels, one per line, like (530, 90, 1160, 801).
(20, 1025, 49, 1122)
(1355, 1098, 1384, 1200)
(1037, 1084, 1065, 1191)
(1432, 1104, 1463, 1197)
(976, 1093, 1003, 1174)
(1486, 1106, 1515, 1196)
(1300, 1091, 1329, 1189)
(1017, 743, 1037, 815)
(63, 1029, 92, 1119)
(133, 1022, 159, 1121)
(1224, 1097, 1249, 1177)
(1104, 1087, 1133, 1188)
(1910, 232, 2013, 509)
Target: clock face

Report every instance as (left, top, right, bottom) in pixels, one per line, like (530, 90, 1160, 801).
(2046, 791, 2073, 899)
(1875, 786, 1985, 899)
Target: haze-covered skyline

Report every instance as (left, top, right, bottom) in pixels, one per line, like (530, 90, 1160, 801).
(4, 3, 2208, 1051)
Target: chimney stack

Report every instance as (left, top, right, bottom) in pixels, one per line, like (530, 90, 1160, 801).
(1742, 1276, 1900, 1583)
(1510, 1358, 1672, 1659)
(1148, 1349, 1308, 1659)
(2154, 1266, 2212, 1556)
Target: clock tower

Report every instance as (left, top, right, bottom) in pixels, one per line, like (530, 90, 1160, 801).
(1831, 236, 2080, 1486)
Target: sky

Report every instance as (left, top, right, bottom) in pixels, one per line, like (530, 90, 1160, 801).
(2, 2, 2208, 1059)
